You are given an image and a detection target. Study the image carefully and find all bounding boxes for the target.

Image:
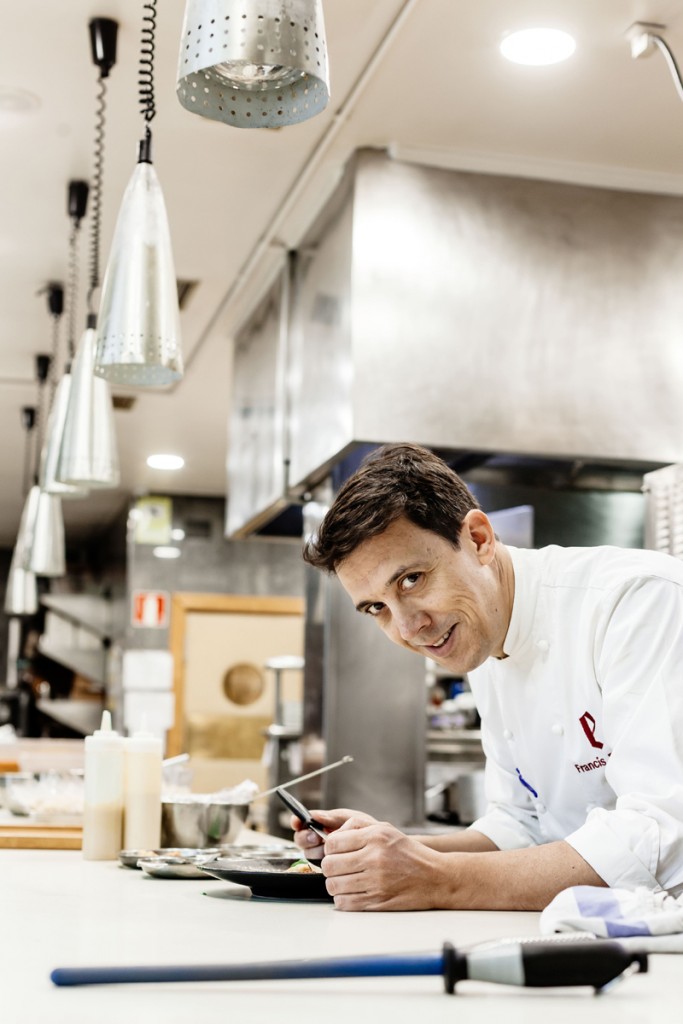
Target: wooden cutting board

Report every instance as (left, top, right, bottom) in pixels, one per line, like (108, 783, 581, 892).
(0, 822, 82, 849)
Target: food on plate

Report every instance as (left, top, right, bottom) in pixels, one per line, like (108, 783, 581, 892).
(286, 859, 323, 874)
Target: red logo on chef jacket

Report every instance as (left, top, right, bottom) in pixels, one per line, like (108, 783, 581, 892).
(575, 711, 609, 775)
(579, 711, 604, 749)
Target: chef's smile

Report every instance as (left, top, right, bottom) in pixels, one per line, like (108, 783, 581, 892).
(424, 624, 456, 655)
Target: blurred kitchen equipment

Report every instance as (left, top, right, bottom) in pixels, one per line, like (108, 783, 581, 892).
(160, 797, 249, 848)
(51, 937, 647, 991)
(0, 771, 33, 809)
(453, 770, 487, 825)
(3, 769, 83, 821)
(256, 755, 354, 800)
(262, 655, 305, 836)
(162, 753, 189, 769)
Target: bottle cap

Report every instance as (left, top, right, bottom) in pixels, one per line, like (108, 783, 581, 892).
(86, 709, 122, 745)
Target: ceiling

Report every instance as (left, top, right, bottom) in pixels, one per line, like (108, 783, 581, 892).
(1, 0, 683, 551)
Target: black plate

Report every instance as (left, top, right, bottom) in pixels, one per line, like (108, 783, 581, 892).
(199, 856, 332, 901)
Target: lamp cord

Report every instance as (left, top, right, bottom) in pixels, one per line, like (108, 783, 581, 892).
(22, 420, 35, 497)
(48, 312, 61, 410)
(66, 219, 81, 362)
(650, 34, 683, 103)
(34, 380, 45, 487)
(139, 0, 157, 145)
(87, 73, 108, 313)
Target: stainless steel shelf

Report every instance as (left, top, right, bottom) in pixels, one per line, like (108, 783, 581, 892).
(426, 728, 484, 762)
(40, 594, 124, 641)
(37, 640, 107, 688)
(36, 698, 103, 737)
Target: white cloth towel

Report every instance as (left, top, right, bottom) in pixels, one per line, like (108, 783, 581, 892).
(540, 885, 683, 952)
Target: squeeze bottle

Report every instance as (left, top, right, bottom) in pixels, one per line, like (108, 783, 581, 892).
(123, 730, 163, 851)
(82, 710, 125, 860)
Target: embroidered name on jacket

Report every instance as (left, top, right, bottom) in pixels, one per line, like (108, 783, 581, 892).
(575, 756, 607, 774)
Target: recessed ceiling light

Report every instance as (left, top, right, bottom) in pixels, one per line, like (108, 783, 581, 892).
(147, 453, 184, 470)
(152, 546, 181, 559)
(500, 28, 576, 66)
(170, 528, 185, 541)
(0, 87, 41, 115)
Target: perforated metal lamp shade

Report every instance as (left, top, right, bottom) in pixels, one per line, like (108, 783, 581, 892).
(14, 484, 66, 578)
(176, 0, 329, 128)
(94, 160, 183, 388)
(56, 322, 120, 488)
(39, 374, 89, 498)
(4, 545, 38, 615)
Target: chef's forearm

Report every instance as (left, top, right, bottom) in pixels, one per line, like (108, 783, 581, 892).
(415, 829, 499, 853)
(433, 839, 606, 910)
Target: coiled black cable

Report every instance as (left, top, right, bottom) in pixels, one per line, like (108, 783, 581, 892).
(66, 221, 80, 361)
(87, 74, 107, 312)
(48, 306, 61, 408)
(139, 0, 157, 142)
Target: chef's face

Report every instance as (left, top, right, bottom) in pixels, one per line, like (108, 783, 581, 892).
(336, 511, 511, 674)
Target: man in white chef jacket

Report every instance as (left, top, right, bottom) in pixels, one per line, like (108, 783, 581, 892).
(292, 442, 683, 911)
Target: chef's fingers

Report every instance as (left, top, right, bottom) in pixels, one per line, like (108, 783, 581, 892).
(334, 812, 381, 834)
(290, 807, 360, 854)
(291, 824, 325, 858)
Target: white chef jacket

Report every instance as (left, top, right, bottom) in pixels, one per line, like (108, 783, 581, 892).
(467, 544, 683, 896)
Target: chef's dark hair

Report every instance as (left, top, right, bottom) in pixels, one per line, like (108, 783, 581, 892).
(303, 443, 480, 573)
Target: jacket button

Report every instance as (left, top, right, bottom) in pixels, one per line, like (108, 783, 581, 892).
(537, 802, 547, 814)
(551, 723, 564, 736)
(536, 639, 549, 652)
(503, 728, 513, 740)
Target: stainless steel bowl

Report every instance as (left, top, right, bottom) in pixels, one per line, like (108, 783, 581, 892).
(0, 772, 35, 810)
(160, 798, 249, 848)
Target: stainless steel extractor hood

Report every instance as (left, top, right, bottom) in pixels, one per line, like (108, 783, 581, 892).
(287, 149, 683, 490)
(227, 148, 683, 535)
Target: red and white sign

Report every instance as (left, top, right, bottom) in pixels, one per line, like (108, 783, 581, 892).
(132, 590, 169, 629)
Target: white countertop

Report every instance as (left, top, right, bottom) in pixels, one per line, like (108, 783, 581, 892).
(2, 835, 680, 1024)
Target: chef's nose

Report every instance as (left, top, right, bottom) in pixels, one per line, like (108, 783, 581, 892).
(395, 606, 429, 642)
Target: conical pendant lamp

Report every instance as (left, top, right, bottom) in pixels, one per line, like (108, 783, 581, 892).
(41, 184, 90, 499)
(4, 542, 38, 616)
(176, 0, 330, 128)
(55, 18, 120, 489)
(16, 358, 67, 579)
(21, 484, 66, 578)
(95, 1, 183, 388)
(4, 408, 39, 614)
(95, 143, 183, 387)
(56, 315, 120, 488)
(40, 374, 90, 497)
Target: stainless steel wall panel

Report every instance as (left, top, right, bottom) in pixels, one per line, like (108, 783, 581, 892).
(226, 265, 290, 537)
(321, 573, 426, 827)
(287, 175, 355, 487)
(350, 153, 683, 463)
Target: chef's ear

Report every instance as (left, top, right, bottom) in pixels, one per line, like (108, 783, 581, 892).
(461, 509, 497, 564)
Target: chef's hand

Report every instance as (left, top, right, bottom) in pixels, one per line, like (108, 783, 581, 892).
(321, 815, 444, 911)
(291, 807, 376, 860)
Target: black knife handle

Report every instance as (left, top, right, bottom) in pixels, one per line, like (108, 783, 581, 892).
(442, 939, 648, 993)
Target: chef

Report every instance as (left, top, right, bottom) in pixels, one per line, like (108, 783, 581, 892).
(292, 442, 683, 912)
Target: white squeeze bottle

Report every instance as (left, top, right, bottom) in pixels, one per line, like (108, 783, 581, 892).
(82, 710, 125, 860)
(123, 729, 163, 851)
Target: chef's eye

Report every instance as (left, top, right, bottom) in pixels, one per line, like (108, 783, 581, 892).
(400, 573, 421, 592)
(366, 602, 384, 616)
